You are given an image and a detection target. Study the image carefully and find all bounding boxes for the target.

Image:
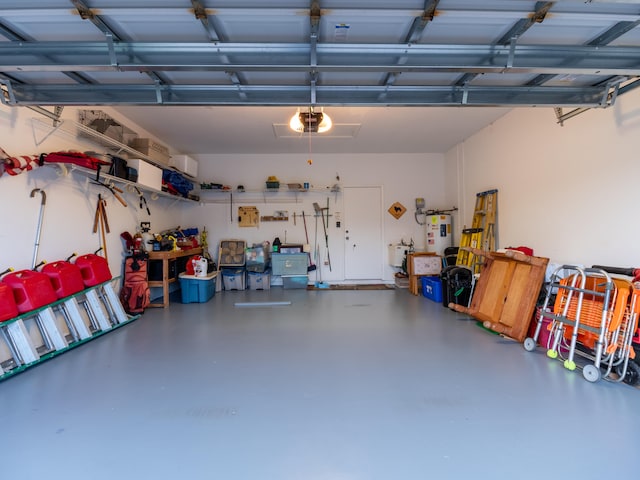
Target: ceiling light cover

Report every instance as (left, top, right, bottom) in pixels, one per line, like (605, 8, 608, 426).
(289, 108, 332, 133)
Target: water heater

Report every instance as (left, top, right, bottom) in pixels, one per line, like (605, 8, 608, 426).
(425, 214, 452, 255)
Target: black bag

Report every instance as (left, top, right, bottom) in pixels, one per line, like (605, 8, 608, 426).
(441, 266, 473, 310)
(109, 155, 129, 180)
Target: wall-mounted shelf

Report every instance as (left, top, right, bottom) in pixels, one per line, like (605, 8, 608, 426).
(196, 186, 340, 204)
(51, 163, 196, 204)
(31, 117, 168, 170)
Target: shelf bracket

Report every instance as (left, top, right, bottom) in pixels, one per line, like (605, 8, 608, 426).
(27, 105, 65, 127)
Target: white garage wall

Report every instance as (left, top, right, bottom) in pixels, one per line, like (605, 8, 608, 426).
(445, 88, 640, 268)
(1, 104, 448, 285)
(0, 105, 190, 277)
(183, 152, 448, 283)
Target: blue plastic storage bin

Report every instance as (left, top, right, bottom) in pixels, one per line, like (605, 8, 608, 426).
(248, 270, 271, 290)
(421, 276, 443, 303)
(282, 274, 308, 289)
(179, 272, 217, 303)
(222, 268, 245, 290)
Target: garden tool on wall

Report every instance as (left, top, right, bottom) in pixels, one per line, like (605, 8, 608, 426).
(93, 194, 110, 262)
(313, 200, 331, 271)
(134, 186, 151, 215)
(90, 164, 127, 207)
(302, 211, 316, 272)
(30, 188, 46, 269)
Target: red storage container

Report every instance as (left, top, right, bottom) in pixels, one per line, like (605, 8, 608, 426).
(3, 270, 58, 313)
(75, 254, 112, 287)
(41, 261, 85, 298)
(0, 281, 19, 322)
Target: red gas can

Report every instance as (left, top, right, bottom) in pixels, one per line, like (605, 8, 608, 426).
(75, 254, 112, 287)
(41, 261, 85, 298)
(0, 281, 19, 322)
(2, 270, 58, 313)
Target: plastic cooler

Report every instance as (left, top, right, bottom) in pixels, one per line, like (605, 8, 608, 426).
(421, 276, 443, 303)
(2, 269, 58, 313)
(0, 281, 19, 321)
(41, 261, 85, 298)
(179, 272, 216, 303)
(75, 254, 112, 287)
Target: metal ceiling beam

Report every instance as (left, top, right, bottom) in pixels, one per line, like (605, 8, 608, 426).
(380, 0, 440, 101)
(308, 1, 322, 105)
(457, 1, 554, 86)
(70, 0, 170, 86)
(189, 0, 246, 100)
(0, 17, 93, 85)
(497, 1, 554, 44)
(2, 41, 640, 76)
(528, 16, 640, 87)
(0, 80, 612, 108)
(406, 0, 440, 44)
(69, 0, 125, 39)
(191, 0, 220, 42)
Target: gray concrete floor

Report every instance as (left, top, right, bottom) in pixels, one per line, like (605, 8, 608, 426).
(1, 288, 639, 480)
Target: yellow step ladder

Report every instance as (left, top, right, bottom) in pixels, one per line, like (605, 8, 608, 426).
(456, 189, 498, 273)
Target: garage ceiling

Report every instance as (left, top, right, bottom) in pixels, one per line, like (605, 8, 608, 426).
(2, 1, 640, 154)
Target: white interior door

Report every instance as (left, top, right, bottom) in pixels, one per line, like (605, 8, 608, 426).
(343, 186, 383, 280)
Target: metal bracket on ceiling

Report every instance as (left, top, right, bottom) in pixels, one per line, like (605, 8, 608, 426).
(154, 81, 163, 105)
(603, 82, 620, 107)
(27, 105, 65, 127)
(462, 85, 469, 105)
(105, 33, 117, 68)
(507, 36, 518, 69)
(191, 0, 219, 42)
(532, 2, 554, 23)
(406, 0, 440, 43)
(554, 80, 621, 126)
(0, 80, 15, 106)
(71, 0, 118, 38)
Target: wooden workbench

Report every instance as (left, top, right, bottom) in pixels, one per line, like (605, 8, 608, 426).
(147, 247, 203, 307)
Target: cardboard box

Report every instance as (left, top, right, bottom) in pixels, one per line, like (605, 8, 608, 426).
(130, 138, 171, 167)
(169, 154, 198, 179)
(127, 159, 163, 191)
